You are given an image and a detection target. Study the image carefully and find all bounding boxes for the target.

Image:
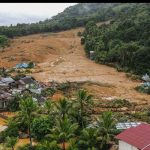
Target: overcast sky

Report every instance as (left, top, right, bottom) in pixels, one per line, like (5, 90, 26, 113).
(0, 3, 77, 26)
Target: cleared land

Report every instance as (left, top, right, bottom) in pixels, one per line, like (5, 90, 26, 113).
(0, 26, 150, 105)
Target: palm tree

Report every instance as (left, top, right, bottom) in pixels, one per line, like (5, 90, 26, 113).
(74, 89, 93, 129)
(44, 99, 54, 115)
(5, 136, 18, 150)
(49, 116, 78, 150)
(37, 140, 61, 150)
(67, 139, 78, 150)
(97, 111, 116, 149)
(78, 127, 100, 150)
(55, 98, 72, 119)
(19, 96, 37, 148)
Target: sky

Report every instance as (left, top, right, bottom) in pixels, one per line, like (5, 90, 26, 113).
(0, 3, 77, 26)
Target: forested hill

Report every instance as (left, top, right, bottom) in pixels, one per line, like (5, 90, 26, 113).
(0, 3, 147, 38)
(82, 3, 150, 75)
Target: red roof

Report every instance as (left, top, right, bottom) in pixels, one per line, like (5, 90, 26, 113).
(116, 123, 150, 150)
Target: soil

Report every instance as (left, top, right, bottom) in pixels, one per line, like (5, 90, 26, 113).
(0, 23, 149, 105)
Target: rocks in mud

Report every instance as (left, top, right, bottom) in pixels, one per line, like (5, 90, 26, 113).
(50, 57, 65, 67)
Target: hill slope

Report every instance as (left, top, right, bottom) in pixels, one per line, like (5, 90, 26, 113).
(0, 3, 148, 37)
(0, 24, 150, 104)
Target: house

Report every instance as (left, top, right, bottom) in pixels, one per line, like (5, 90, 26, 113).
(89, 51, 95, 60)
(116, 123, 150, 150)
(116, 122, 142, 130)
(17, 76, 38, 90)
(0, 77, 15, 89)
(142, 74, 150, 82)
(0, 91, 13, 109)
(16, 63, 29, 69)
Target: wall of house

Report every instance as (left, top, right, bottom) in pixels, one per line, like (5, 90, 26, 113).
(119, 140, 138, 150)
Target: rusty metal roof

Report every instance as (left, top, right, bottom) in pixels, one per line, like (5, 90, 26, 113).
(116, 123, 150, 150)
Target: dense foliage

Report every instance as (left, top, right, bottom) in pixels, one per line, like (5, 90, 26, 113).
(0, 35, 9, 48)
(82, 3, 150, 75)
(0, 90, 118, 150)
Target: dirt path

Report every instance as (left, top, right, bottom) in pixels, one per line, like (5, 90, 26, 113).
(0, 27, 150, 104)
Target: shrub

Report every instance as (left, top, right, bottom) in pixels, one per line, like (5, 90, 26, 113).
(28, 61, 34, 68)
(109, 99, 132, 108)
(135, 84, 150, 95)
(31, 116, 54, 141)
(41, 88, 56, 97)
(81, 37, 85, 45)
(0, 35, 9, 48)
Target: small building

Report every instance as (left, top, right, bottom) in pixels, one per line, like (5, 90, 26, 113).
(0, 91, 13, 110)
(89, 51, 95, 60)
(142, 74, 150, 82)
(0, 77, 15, 89)
(16, 63, 29, 69)
(17, 76, 38, 90)
(116, 123, 150, 150)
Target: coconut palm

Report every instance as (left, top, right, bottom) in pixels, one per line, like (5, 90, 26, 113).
(55, 98, 72, 119)
(49, 116, 78, 150)
(73, 89, 93, 129)
(19, 96, 37, 148)
(37, 140, 61, 150)
(5, 136, 18, 150)
(67, 139, 78, 150)
(44, 99, 55, 115)
(97, 111, 116, 149)
(78, 127, 100, 150)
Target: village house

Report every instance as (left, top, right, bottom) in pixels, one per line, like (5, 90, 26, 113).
(0, 90, 13, 110)
(116, 123, 150, 150)
(17, 76, 38, 90)
(0, 74, 47, 110)
(0, 77, 15, 89)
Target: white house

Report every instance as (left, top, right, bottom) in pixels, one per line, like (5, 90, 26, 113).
(116, 123, 150, 150)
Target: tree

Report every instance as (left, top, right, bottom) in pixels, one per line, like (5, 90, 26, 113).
(49, 116, 78, 150)
(74, 89, 93, 129)
(31, 116, 53, 141)
(78, 128, 100, 150)
(133, 47, 150, 75)
(67, 139, 78, 150)
(44, 100, 55, 116)
(55, 98, 72, 120)
(5, 136, 18, 150)
(0, 35, 9, 48)
(7, 94, 22, 112)
(97, 111, 116, 149)
(36, 140, 61, 150)
(5, 118, 19, 138)
(19, 96, 37, 148)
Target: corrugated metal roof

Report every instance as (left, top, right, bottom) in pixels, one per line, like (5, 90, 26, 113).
(1, 77, 14, 84)
(116, 122, 142, 130)
(116, 123, 150, 150)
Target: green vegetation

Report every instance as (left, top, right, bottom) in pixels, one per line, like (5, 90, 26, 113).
(135, 84, 150, 94)
(5, 136, 18, 150)
(0, 90, 118, 150)
(18, 96, 38, 148)
(82, 3, 150, 75)
(0, 3, 149, 39)
(0, 35, 9, 48)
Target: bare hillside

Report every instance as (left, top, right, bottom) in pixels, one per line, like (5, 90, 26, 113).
(0, 27, 150, 104)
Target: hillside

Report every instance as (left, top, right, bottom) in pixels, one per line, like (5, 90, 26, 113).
(0, 24, 149, 105)
(0, 3, 147, 38)
(0, 4, 150, 150)
(82, 3, 150, 75)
